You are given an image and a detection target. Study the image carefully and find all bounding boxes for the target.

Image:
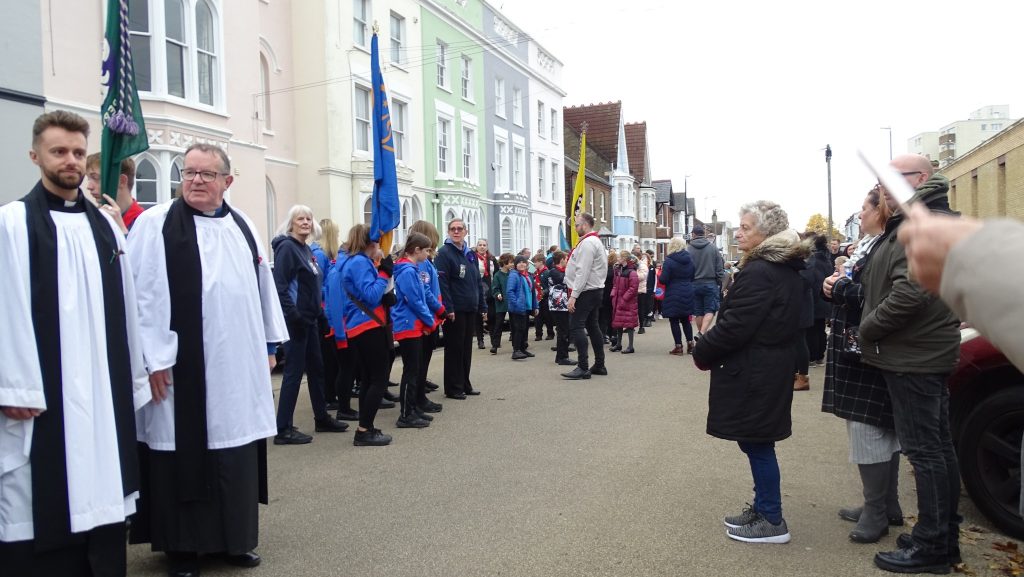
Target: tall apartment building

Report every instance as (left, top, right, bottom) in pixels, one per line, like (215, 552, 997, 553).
(908, 105, 1016, 167)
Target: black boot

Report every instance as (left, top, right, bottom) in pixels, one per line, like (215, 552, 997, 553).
(849, 462, 890, 543)
(885, 452, 905, 524)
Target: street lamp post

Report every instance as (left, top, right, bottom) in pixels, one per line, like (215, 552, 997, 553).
(881, 126, 893, 160)
(825, 144, 833, 239)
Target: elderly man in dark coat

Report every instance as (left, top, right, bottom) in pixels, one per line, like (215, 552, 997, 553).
(693, 200, 808, 545)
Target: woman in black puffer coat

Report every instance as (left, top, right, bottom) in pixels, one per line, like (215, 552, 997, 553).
(659, 237, 695, 355)
(693, 200, 807, 544)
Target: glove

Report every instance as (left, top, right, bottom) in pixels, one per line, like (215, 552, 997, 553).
(378, 255, 394, 278)
(317, 313, 331, 337)
(382, 290, 397, 308)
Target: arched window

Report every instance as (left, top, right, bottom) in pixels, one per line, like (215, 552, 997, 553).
(259, 53, 272, 130)
(500, 217, 512, 254)
(195, 0, 217, 105)
(445, 209, 457, 229)
(266, 178, 277, 244)
(169, 156, 183, 198)
(135, 158, 158, 208)
(363, 197, 373, 224)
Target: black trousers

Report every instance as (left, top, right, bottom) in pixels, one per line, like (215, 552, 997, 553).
(417, 331, 437, 405)
(510, 313, 530, 352)
(333, 345, 355, 411)
(349, 326, 391, 429)
(443, 311, 475, 395)
(0, 522, 127, 577)
(397, 336, 423, 417)
(570, 289, 605, 371)
(320, 332, 339, 403)
(489, 310, 507, 349)
(551, 310, 570, 360)
(805, 319, 827, 362)
(534, 300, 553, 338)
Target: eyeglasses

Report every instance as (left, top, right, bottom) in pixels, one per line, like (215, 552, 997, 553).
(900, 171, 922, 177)
(182, 169, 227, 183)
(449, 226, 465, 232)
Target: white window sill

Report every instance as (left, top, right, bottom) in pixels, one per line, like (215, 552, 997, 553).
(139, 93, 229, 118)
(437, 84, 452, 94)
(262, 129, 275, 137)
(352, 44, 370, 55)
(390, 61, 408, 72)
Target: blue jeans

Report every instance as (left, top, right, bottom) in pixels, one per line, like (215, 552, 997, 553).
(883, 371, 960, 556)
(277, 321, 329, 431)
(738, 441, 783, 524)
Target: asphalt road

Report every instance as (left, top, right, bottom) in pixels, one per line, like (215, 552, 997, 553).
(127, 320, 1022, 576)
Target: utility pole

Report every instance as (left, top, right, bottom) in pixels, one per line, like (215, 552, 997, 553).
(683, 175, 689, 236)
(825, 144, 833, 238)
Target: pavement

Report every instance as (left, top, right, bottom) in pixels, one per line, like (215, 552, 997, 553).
(127, 319, 1022, 577)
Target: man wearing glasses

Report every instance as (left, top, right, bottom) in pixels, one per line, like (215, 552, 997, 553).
(859, 154, 962, 574)
(127, 143, 289, 576)
(435, 218, 486, 399)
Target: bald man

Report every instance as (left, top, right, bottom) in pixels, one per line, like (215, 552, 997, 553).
(863, 154, 963, 574)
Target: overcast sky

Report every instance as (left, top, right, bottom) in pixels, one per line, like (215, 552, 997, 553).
(501, 0, 1024, 231)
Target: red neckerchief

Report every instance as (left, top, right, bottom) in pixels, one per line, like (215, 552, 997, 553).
(568, 231, 599, 260)
(556, 265, 566, 272)
(479, 251, 491, 275)
(396, 257, 413, 265)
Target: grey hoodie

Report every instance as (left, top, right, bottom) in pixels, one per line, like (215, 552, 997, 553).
(687, 238, 725, 283)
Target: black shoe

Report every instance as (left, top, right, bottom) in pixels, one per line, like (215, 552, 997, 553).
(387, 380, 400, 387)
(419, 400, 443, 412)
(550, 346, 559, 351)
(353, 428, 392, 446)
(490, 346, 498, 354)
(561, 367, 591, 380)
(314, 417, 349, 433)
(535, 334, 543, 341)
(478, 339, 485, 349)
(546, 334, 555, 340)
(396, 415, 430, 428)
(590, 365, 608, 376)
(274, 428, 313, 445)
(335, 408, 360, 421)
(464, 389, 481, 395)
(425, 380, 439, 392)
(556, 358, 577, 366)
(609, 344, 622, 352)
(167, 552, 200, 577)
(621, 347, 634, 354)
(325, 401, 339, 412)
(378, 398, 396, 409)
(414, 408, 434, 421)
(383, 390, 401, 403)
(224, 551, 261, 568)
(638, 327, 645, 334)
(568, 346, 576, 352)
(445, 393, 467, 400)
(523, 350, 535, 357)
(896, 534, 961, 566)
(512, 351, 528, 360)
(874, 545, 951, 574)
(839, 506, 905, 526)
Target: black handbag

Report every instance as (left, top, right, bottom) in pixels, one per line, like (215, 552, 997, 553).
(841, 325, 862, 360)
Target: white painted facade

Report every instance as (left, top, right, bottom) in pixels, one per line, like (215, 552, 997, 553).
(526, 39, 566, 253)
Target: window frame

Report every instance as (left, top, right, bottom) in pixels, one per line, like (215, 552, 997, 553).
(536, 155, 546, 198)
(128, 0, 224, 111)
(436, 40, 449, 90)
(436, 113, 452, 177)
(512, 87, 522, 126)
(353, 83, 372, 153)
(460, 55, 472, 101)
(353, 0, 369, 49)
(494, 135, 508, 191)
(461, 125, 475, 182)
(391, 98, 408, 161)
(536, 100, 545, 137)
(494, 77, 505, 119)
(389, 11, 405, 65)
(511, 144, 524, 193)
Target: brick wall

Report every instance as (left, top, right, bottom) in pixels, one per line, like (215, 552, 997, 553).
(942, 119, 1024, 220)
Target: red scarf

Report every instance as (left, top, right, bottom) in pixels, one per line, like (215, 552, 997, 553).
(568, 231, 599, 260)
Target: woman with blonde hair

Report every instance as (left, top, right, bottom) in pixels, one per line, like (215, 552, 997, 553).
(660, 237, 696, 355)
(312, 218, 341, 408)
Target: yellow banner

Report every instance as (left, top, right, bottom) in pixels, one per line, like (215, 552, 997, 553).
(570, 132, 586, 246)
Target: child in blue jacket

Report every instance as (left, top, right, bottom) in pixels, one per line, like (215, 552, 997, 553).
(506, 255, 539, 360)
(392, 232, 437, 428)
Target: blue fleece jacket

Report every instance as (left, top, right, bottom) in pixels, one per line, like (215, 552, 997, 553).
(324, 251, 350, 346)
(340, 252, 388, 339)
(392, 258, 436, 340)
(418, 258, 444, 329)
(506, 270, 537, 314)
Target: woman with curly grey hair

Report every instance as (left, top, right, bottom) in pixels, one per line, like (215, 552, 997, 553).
(693, 200, 809, 544)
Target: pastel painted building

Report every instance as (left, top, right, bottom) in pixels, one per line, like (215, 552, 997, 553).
(291, 0, 426, 246)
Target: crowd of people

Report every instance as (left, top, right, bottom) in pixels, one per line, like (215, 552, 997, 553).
(4, 109, 1024, 577)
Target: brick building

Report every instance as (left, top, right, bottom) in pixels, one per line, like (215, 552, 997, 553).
(941, 117, 1024, 220)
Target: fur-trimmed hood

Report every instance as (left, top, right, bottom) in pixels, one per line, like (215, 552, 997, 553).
(739, 229, 811, 268)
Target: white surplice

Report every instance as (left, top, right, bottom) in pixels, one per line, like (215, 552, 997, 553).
(0, 201, 152, 542)
(127, 201, 287, 451)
